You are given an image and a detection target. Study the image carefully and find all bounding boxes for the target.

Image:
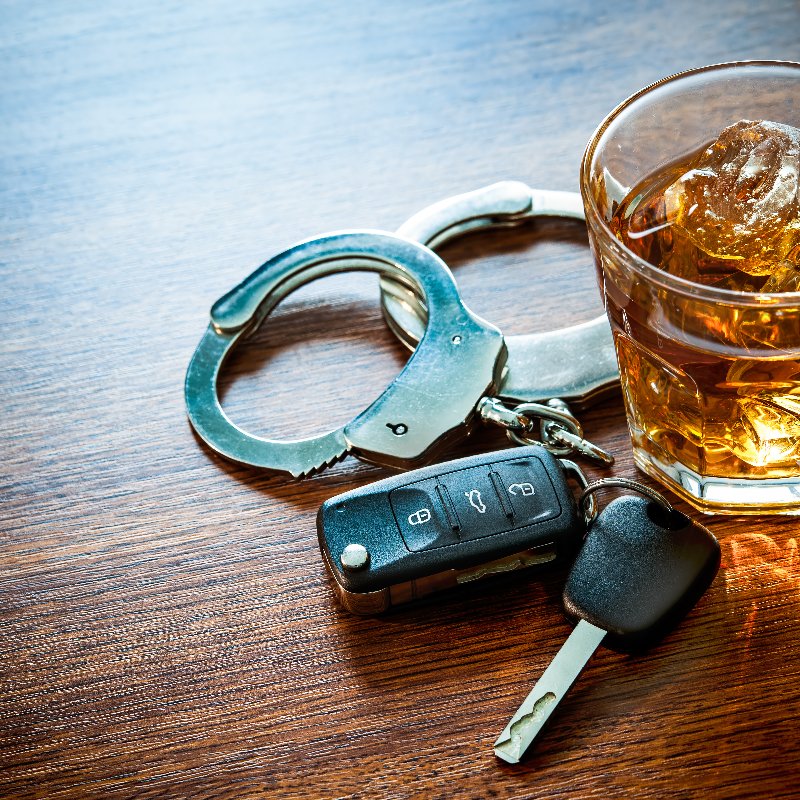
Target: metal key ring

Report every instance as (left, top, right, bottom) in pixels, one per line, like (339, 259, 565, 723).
(185, 231, 505, 477)
(579, 477, 674, 526)
(505, 401, 584, 451)
(379, 181, 619, 410)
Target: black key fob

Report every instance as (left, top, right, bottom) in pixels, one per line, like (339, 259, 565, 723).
(317, 446, 584, 614)
(563, 495, 721, 651)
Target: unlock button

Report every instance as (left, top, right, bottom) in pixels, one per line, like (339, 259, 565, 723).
(389, 481, 460, 552)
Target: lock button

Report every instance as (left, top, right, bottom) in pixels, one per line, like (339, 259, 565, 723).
(389, 481, 460, 552)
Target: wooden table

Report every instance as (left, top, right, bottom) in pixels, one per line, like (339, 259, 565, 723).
(2, 3, 799, 798)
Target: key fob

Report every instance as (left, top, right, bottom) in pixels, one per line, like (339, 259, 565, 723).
(317, 446, 583, 614)
(563, 495, 721, 651)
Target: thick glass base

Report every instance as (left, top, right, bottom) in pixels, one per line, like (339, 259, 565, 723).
(632, 449, 800, 516)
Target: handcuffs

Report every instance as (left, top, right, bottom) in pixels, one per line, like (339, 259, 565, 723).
(184, 182, 620, 477)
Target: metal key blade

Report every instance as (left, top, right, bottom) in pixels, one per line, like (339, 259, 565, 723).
(493, 619, 606, 764)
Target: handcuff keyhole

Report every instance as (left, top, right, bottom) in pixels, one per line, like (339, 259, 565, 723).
(387, 422, 408, 436)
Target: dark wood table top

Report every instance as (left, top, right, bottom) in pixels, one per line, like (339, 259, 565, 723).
(3, 3, 800, 798)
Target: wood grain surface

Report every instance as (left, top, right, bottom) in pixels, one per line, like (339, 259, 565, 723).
(2, 2, 800, 798)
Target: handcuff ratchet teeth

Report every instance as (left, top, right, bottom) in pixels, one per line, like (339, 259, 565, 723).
(184, 231, 506, 477)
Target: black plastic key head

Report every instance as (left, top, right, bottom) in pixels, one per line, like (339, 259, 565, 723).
(562, 495, 720, 651)
(318, 446, 584, 614)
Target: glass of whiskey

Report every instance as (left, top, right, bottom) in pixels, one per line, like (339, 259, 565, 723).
(581, 62, 800, 514)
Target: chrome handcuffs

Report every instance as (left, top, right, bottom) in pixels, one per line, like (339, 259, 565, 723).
(185, 182, 619, 477)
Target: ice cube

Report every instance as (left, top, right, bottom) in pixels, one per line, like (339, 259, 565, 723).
(729, 391, 800, 467)
(725, 359, 800, 390)
(664, 119, 800, 277)
(761, 262, 800, 293)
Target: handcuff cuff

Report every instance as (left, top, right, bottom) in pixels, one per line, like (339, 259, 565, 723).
(184, 182, 620, 478)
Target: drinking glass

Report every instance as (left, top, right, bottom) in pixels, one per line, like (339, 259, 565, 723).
(581, 61, 800, 514)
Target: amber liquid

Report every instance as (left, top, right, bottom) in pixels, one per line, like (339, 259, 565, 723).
(607, 150, 800, 496)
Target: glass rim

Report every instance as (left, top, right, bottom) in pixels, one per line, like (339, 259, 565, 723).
(580, 59, 800, 309)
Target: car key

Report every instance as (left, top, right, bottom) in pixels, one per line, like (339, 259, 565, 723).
(493, 479, 720, 764)
(317, 446, 586, 614)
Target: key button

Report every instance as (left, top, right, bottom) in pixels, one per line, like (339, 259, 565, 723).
(389, 481, 459, 552)
(493, 458, 560, 526)
(440, 466, 513, 541)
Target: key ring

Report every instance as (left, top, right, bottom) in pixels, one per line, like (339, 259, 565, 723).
(476, 397, 610, 462)
(185, 230, 505, 477)
(579, 477, 674, 526)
